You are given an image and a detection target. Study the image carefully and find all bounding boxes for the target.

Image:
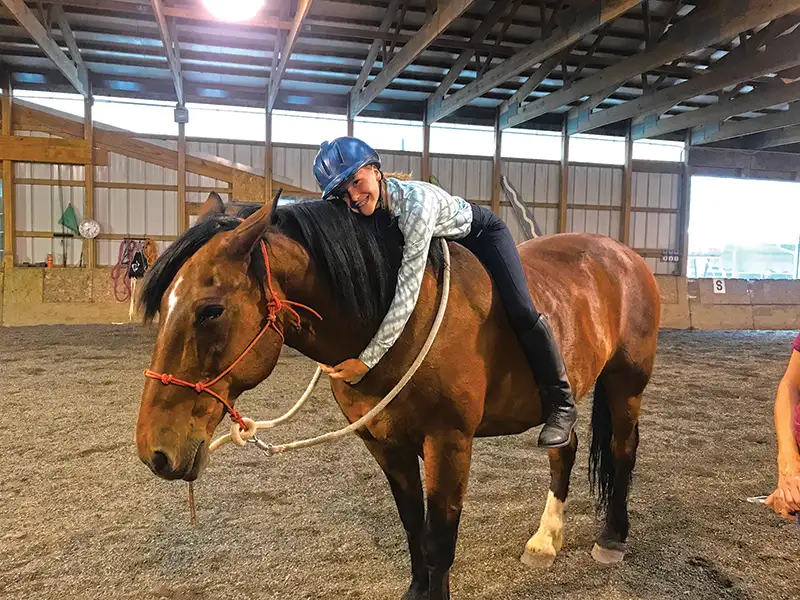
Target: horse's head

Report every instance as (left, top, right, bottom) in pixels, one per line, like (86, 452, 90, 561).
(135, 193, 285, 481)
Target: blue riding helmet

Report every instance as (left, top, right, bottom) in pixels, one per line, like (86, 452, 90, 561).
(313, 137, 381, 200)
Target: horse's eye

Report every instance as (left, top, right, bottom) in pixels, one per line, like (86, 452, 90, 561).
(197, 304, 224, 325)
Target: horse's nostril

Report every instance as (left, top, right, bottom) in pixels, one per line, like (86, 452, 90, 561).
(151, 450, 170, 474)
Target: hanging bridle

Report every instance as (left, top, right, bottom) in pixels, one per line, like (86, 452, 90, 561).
(144, 237, 322, 431)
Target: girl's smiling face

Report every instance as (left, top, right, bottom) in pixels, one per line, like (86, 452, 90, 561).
(341, 165, 382, 216)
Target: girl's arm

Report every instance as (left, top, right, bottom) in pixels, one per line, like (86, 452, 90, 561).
(359, 190, 437, 369)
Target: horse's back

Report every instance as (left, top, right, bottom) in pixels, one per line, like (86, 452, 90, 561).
(517, 233, 661, 395)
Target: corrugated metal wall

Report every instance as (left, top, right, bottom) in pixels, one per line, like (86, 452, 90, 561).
(568, 165, 624, 239)
(14, 131, 86, 266)
(630, 171, 681, 275)
(11, 135, 682, 274)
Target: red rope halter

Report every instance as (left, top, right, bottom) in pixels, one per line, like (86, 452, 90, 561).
(144, 239, 321, 431)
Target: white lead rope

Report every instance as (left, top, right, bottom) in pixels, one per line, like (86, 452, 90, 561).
(209, 238, 451, 457)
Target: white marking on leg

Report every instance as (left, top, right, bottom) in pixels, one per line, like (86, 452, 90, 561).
(165, 275, 183, 322)
(521, 491, 565, 567)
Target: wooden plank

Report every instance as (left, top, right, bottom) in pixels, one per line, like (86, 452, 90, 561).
(84, 94, 95, 268)
(177, 121, 186, 233)
(620, 124, 633, 244)
(498, 52, 563, 125)
(17, 230, 178, 242)
(558, 118, 569, 233)
(150, 0, 184, 105)
(425, 0, 512, 118)
(265, 108, 273, 203)
(268, 0, 314, 111)
(352, 0, 475, 117)
(571, 31, 800, 134)
(350, 0, 404, 109)
(435, 0, 640, 123)
(635, 79, 800, 140)
(2, 70, 13, 270)
(746, 123, 800, 149)
(690, 146, 800, 172)
(692, 102, 800, 145)
(0, 136, 92, 164)
(677, 132, 691, 277)
(52, 4, 89, 91)
(492, 111, 501, 214)
(506, 0, 800, 129)
(422, 110, 431, 182)
(12, 100, 232, 180)
(233, 169, 265, 204)
(0, 0, 88, 97)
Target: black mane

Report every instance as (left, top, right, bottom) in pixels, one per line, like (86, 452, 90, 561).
(139, 200, 443, 332)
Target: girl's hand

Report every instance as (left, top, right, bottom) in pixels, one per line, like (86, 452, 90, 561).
(318, 359, 370, 385)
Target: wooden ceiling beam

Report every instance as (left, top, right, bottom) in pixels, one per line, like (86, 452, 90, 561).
(351, 0, 475, 117)
(267, 0, 314, 111)
(149, 0, 183, 105)
(575, 30, 800, 134)
(430, 0, 640, 123)
(503, 0, 800, 130)
(0, 0, 88, 96)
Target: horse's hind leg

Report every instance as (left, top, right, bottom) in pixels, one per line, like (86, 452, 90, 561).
(521, 430, 577, 568)
(590, 367, 646, 565)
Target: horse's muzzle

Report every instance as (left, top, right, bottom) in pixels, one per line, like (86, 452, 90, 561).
(145, 441, 207, 481)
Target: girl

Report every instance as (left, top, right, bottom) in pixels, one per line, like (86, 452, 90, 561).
(312, 137, 576, 448)
(766, 333, 800, 520)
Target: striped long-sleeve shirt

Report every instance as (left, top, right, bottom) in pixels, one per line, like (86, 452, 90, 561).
(359, 177, 472, 368)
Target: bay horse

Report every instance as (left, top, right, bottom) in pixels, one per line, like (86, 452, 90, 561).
(135, 191, 660, 600)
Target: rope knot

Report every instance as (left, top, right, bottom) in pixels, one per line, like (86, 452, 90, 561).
(160, 373, 173, 385)
(194, 382, 206, 394)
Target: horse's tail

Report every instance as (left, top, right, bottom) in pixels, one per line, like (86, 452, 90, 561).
(589, 376, 615, 510)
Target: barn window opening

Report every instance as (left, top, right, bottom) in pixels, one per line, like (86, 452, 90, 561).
(688, 176, 800, 280)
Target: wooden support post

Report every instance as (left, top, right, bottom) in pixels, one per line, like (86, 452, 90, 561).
(2, 70, 14, 270)
(177, 121, 187, 232)
(677, 131, 692, 277)
(265, 108, 273, 202)
(83, 93, 95, 268)
(620, 123, 633, 244)
(421, 110, 431, 182)
(558, 117, 569, 233)
(491, 110, 501, 215)
(346, 96, 354, 137)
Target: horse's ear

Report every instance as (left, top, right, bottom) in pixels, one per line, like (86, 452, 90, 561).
(224, 200, 272, 258)
(268, 188, 283, 223)
(199, 192, 225, 220)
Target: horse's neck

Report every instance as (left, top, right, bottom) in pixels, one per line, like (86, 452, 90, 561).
(266, 232, 373, 366)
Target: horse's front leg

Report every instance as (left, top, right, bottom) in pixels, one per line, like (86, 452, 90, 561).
(360, 435, 428, 600)
(422, 429, 474, 600)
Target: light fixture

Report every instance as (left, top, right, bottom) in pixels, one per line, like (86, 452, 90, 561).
(202, 0, 265, 22)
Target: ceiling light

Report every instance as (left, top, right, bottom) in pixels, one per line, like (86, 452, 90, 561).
(202, 0, 265, 23)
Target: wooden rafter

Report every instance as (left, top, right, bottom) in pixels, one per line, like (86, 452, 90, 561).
(573, 31, 800, 134)
(432, 0, 640, 124)
(1, 0, 88, 97)
(350, 0, 404, 110)
(268, 0, 315, 111)
(150, 0, 183, 105)
(507, 0, 800, 131)
(351, 0, 475, 117)
(425, 0, 513, 117)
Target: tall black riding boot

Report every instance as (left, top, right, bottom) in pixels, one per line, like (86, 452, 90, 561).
(519, 315, 578, 448)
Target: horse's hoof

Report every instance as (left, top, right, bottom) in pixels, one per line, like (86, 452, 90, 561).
(591, 542, 625, 564)
(401, 584, 428, 600)
(520, 547, 557, 569)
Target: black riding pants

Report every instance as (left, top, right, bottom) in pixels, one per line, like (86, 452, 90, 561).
(458, 203, 541, 332)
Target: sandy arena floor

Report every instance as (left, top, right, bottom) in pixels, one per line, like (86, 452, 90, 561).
(1, 326, 799, 600)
